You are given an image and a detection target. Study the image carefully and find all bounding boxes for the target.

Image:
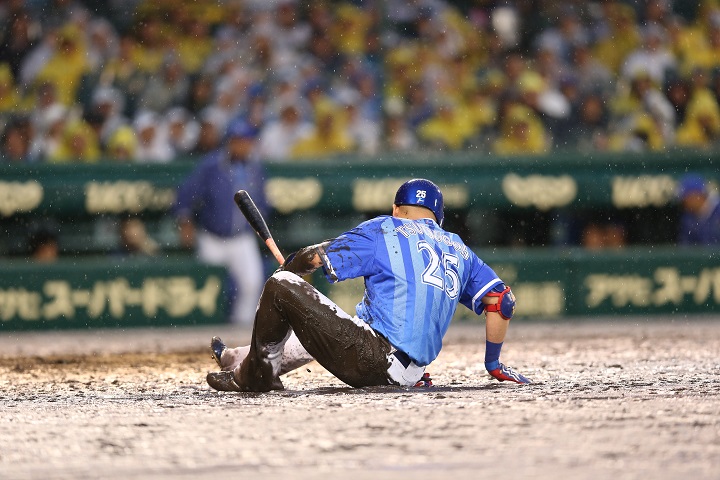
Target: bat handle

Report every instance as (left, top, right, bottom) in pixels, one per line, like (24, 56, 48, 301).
(265, 238, 285, 265)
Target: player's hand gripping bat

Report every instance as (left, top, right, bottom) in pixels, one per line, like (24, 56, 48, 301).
(233, 190, 285, 265)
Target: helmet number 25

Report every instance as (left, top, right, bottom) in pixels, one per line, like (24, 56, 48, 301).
(417, 240, 460, 299)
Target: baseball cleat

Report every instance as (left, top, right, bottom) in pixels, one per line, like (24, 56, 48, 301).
(206, 370, 241, 392)
(414, 372, 433, 387)
(486, 362, 531, 384)
(210, 336, 226, 368)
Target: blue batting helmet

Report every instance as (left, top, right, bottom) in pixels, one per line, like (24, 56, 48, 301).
(394, 178, 444, 226)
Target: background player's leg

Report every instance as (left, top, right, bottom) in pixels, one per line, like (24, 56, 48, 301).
(225, 233, 264, 326)
(197, 231, 264, 326)
(196, 231, 225, 266)
(236, 271, 393, 390)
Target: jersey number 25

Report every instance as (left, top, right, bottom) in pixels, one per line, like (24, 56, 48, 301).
(417, 240, 460, 299)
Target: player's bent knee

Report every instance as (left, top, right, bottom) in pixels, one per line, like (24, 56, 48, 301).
(271, 270, 304, 284)
(266, 270, 308, 299)
(484, 284, 516, 320)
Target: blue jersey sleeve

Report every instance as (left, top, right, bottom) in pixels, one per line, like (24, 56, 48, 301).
(459, 255, 503, 315)
(173, 158, 209, 220)
(320, 219, 380, 283)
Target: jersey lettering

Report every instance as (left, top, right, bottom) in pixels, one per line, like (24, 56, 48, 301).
(395, 224, 470, 260)
(417, 240, 460, 299)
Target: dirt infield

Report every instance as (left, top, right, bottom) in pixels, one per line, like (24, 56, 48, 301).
(1, 318, 719, 480)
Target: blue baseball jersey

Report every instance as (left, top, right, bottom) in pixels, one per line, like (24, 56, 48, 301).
(320, 215, 502, 366)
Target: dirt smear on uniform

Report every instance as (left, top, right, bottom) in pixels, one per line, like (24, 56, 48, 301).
(1, 319, 719, 479)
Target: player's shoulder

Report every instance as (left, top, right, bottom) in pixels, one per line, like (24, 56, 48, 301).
(341, 216, 395, 241)
(425, 220, 467, 244)
(427, 223, 485, 265)
(355, 215, 396, 231)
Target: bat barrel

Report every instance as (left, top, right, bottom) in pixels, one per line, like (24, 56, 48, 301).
(234, 190, 285, 265)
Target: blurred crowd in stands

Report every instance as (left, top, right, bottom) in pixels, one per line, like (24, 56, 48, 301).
(2, 0, 720, 164)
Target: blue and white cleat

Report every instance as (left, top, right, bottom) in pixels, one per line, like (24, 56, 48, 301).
(210, 336, 226, 368)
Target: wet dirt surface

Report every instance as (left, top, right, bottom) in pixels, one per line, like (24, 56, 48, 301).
(1, 319, 719, 479)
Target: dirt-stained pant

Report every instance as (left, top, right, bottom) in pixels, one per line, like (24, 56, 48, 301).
(232, 271, 422, 391)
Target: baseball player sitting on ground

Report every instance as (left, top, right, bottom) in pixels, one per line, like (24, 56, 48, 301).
(207, 179, 530, 391)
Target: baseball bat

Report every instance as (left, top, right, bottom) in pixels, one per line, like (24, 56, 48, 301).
(233, 190, 285, 265)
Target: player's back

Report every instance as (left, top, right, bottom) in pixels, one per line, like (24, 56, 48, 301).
(322, 215, 500, 365)
(355, 216, 494, 365)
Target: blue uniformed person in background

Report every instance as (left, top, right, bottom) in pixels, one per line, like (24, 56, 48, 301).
(173, 119, 268, 326)
(677, 174, 720, 246)
(206, 179, 530, 391)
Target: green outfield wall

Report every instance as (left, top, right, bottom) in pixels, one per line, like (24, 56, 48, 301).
(0, 150, 717, 220)
(1, 247, 717, 331)
(0, 258, 227, 331)
(484, 247, 720, 318)
(1, 151, 718, 329)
